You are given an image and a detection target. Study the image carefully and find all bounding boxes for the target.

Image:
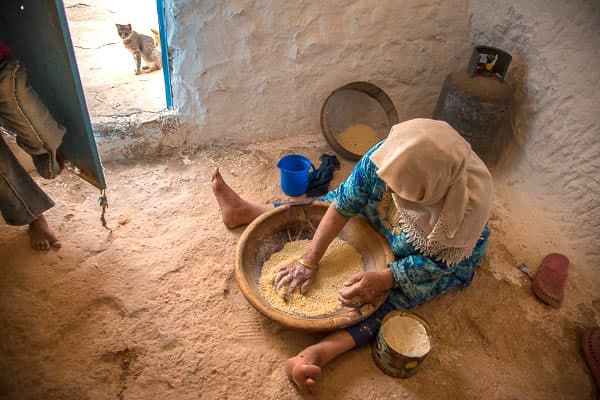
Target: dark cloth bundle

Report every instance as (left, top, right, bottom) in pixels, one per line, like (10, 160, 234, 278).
(306, 154, 340, 197)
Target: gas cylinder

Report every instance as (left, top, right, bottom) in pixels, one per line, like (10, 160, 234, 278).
(433, 46, 513, 166)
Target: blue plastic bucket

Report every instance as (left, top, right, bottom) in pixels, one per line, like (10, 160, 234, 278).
(277, 154, 315, 196)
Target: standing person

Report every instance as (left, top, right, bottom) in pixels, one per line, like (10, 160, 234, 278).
(211, 118, 493, 399)
(0, 41, 65, 250)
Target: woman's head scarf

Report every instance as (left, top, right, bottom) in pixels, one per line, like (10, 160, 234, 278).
(370, 118, 493, 266)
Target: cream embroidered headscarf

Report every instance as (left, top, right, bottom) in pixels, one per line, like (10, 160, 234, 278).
(370, 118, 493, 266)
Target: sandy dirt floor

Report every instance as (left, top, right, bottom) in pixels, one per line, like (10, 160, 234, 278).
(1, 0, 596, 398)
(0, 133, 598, 399)
(64, 0, 166, 121)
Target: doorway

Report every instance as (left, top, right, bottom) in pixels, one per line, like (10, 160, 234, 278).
(64, 0, 171, 123)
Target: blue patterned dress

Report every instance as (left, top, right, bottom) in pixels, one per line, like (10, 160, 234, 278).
(318, 143, 490, 344)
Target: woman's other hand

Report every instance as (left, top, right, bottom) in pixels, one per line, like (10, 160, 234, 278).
(273, 261, 317, 301)
(338, 269, 395, 308)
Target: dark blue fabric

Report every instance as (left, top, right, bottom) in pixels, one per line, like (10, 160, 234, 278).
(305, 154, 340, 197)
(345, 299, 396, 347)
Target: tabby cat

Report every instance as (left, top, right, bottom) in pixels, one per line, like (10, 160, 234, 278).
(115, 24, 161, 75)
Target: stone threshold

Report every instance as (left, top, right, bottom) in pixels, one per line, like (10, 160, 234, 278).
(92, 108, 181, 163)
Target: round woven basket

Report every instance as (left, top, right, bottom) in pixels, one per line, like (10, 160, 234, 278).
(320, 81, 398, 161)
(235, 201, 395, 332)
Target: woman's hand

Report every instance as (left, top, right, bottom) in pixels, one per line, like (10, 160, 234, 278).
(273, 204, 350, 302)
(273, 261, 317, 301)
(338, 269, 395, 308)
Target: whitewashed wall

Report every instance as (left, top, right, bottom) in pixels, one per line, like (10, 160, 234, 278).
(163, 0, 599, 262)
(166, 0, 471, 143)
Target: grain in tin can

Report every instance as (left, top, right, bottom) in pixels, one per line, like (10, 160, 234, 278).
(371, 311, 432, 378)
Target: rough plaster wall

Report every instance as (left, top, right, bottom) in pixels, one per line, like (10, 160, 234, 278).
(166, 0, 471, 144)
(469, 0, 600, 262)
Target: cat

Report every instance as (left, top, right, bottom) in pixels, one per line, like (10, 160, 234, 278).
(115, 24, 161, 75)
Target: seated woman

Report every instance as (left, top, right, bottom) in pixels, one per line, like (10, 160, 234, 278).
(211, 118, 493, 399)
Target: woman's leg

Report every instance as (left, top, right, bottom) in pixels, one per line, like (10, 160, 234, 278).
(285, 330, 356, 400)
(285, 299, 395, 399)
(0, 135, 60, 250)
(0, 60, 65, 179)
(210, 167, 274, 228)
(28, 213, 61, 250)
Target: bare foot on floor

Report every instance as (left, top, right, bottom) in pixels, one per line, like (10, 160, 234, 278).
(210, 167, 269, 228)
(28, 214, 61, 251)
(285, 355, 322, 400)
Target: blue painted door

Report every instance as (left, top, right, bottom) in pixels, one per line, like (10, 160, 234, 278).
(0, 0, 106, 189)
(156, 0, 173, 108)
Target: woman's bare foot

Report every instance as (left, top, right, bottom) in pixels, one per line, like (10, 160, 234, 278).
(284, 331, 356, 399)
(28, 214, 61, 251)
(285, 353, 322, 400)
(210, 167, 272, 228)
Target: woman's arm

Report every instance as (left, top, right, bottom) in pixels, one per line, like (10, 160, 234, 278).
(273, 144, 382, 300)
(273, 203, 350, 300)
(301, 203, 349, 265)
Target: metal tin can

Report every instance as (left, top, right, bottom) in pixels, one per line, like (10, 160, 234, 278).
(371, 311, 432, 378)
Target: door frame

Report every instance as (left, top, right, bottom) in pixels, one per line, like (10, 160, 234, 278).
(156, 0, 173, 108)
